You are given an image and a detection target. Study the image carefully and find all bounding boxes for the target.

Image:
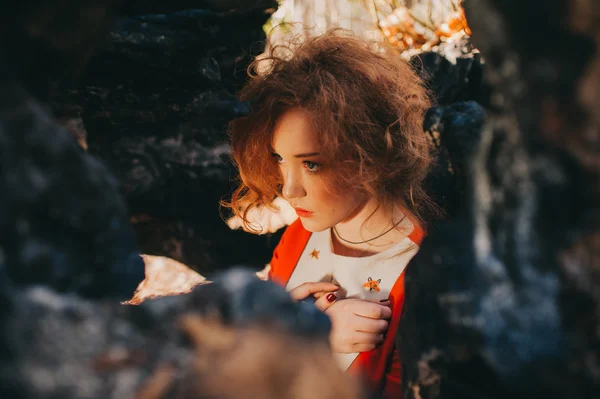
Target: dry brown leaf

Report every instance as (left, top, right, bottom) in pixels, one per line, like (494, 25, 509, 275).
(122, 255, 210, 305)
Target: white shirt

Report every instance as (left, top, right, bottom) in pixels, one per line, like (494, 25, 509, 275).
(285, 217, 420, 370)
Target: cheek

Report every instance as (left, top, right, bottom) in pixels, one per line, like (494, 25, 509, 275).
(318, 190, 354, 215)
(308, 177, 358, 215)
(307, 178, 329, 199)
(337, 191, 364, 214)
(312, 182, 339, 204)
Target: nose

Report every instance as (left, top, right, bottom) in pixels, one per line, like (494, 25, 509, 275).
(281, 168, 306, 200)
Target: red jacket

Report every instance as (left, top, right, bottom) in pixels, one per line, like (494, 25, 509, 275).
(269, 220, 424, 398)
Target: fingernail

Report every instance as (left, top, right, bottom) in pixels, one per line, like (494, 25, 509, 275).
(326, 293, 337, 303)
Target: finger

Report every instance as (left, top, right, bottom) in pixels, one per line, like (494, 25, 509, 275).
(364, 298, 391, 305)
(353, 316, 388, 334)
(352, 302, 392, 319)
(350, 332, 385, 352)
(352, 343, 379, 352)
(353, 331, 385, 345)
(313, 287, 345, 299)
(289, 282, 339, 302)
(316, 289, 346, 300)
(314, 291, 339, 312)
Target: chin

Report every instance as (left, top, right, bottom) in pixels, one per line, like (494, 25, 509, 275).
(298, 218, 330, 233)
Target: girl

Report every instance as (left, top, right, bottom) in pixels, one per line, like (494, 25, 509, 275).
(224, 29, 436, 398)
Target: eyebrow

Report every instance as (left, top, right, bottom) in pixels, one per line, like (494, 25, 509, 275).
(271, 150, 320, 158)
(293, 152, 320, 158)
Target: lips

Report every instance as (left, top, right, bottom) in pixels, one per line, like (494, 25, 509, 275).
(294, 208, 313, 218)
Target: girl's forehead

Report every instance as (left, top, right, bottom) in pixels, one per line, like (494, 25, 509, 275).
(271, 109, 319, 149)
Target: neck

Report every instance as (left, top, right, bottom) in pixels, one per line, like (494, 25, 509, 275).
(331, 199, 409, 256)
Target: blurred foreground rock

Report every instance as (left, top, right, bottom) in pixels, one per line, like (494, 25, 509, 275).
(0, 269, 359, 399)
(0, 0, 144, 299)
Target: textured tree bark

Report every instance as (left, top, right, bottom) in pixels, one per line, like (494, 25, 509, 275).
(398, 0, 600, 398)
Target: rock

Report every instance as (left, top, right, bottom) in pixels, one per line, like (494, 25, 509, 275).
(399, 1, 600, 398)
(50, 4, 279, 274)
(0, 81, 144, 299)
(411, 51, 490, 107)
(0, 0, 148, 298)
(186, 268, 332, 339)
(0, 269, 336, 398)
(422, 101, 487, 217)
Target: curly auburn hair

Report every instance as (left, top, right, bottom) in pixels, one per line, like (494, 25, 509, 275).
(224, 29, 436, 231)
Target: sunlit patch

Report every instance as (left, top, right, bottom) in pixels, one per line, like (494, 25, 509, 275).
(376, 1, 472, 61)
(255, 264, 271, 281)
(226, 196, 298, 235)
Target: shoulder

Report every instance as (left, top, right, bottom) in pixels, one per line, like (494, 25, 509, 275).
(407, 222, 426, 246)
(269, 219, 312, 284)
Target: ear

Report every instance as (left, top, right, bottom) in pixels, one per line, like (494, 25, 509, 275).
(377, 279, 381, 283)
(368, 277, 372, 281)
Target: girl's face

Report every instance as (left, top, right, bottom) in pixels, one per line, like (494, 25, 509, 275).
(271, 108, 365, 232)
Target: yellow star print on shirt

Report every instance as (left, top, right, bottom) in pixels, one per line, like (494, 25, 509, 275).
(310, 249, 320, 260)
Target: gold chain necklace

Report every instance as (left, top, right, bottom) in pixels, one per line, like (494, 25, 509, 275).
(332, 215, 406, 245)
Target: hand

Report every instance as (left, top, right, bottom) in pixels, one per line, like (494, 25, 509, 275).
(325, 298, 391, 353)
(288, 282, 340, 312)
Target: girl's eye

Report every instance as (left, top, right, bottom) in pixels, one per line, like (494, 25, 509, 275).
(273, 153, 283, 163)
(304, 161, 320, 172)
